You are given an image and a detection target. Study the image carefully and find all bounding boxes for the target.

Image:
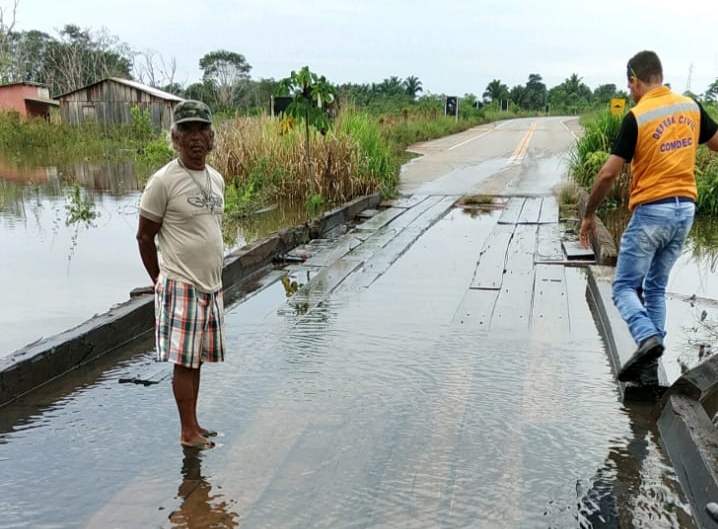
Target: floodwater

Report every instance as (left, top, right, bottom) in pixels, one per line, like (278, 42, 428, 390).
(0, 158, 312, 357)
(0, 205, 696, 529)
(604, 209, 718, 300)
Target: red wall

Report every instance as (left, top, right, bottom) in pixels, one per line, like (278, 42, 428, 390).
(0, 84, 46, 116)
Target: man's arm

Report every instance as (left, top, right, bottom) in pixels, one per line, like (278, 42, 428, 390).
(136, 215, 162, 284)
(578, 154, 626, 248)
(704, 129, 718, 152)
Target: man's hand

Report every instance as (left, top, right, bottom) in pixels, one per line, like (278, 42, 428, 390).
(579, 216, 597, 249)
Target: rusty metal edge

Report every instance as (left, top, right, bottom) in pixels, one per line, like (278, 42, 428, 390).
(0, 193, 381, 406)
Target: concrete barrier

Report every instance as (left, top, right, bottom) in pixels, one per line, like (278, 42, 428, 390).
(0, 193, 381, 406)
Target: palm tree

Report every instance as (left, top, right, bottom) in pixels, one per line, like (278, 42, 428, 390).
(483, 79, 509, 103)
(377, 76, 404, 97)
(403, 75, 423, 100)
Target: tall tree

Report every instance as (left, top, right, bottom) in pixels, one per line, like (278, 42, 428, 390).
(377, 76, 405, 97)
(7, 29, 52, 83)
(524, 73, 547, 110)
(133, 49, 179, 90)
(0, 0, 19, 83)
(43, 25, 132, 95)
(705, 78, 718, 103)
(199, 49, 251, 111)
(593, 83, 618, 105)
(483, 79, 509, 103)
(509, 85, 527, 108)
(403, 75, 423, 100)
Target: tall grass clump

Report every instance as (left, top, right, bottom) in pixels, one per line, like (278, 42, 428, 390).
(567, 110, 629, 209)
(211, 113, 388, 216)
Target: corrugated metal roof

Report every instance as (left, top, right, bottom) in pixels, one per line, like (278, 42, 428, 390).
(24, 97, 59, 106)
(56, 77, 185, 102)
(108, 78, 184, 102)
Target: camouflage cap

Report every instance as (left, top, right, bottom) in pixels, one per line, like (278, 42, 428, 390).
(173, 100, 212, 125)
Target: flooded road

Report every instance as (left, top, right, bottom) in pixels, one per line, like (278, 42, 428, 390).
(0, 117, 707, 528)
(0, 204, 694, 528)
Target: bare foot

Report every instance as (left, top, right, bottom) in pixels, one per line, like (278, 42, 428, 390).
(181, 435, 214, 450)
(199, 427, 218, 437)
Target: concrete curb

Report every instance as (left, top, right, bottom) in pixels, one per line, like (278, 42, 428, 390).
(585, 265, 669, 401)
(0, 193, 381, 406)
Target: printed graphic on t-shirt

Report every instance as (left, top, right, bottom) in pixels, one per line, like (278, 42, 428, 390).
(187, 191, 223, 215)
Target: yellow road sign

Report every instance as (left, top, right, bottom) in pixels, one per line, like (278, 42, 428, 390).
(610, 98, 626, 116)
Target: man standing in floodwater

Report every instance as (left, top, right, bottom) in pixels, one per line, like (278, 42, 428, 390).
(579, 50, 718, 383)
(136, 100, 226, 450)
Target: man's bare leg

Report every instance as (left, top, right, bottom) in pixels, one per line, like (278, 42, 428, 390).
(173, 364, 208, 447)
(191, 366, 212, 436)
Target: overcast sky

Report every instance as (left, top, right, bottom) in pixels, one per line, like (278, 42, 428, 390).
(12, 0, 718, 97)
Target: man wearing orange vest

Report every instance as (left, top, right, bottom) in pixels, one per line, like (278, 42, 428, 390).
(579, 50, 718, 383)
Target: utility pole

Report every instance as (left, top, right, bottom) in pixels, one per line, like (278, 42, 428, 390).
(686, 63, 693, 93)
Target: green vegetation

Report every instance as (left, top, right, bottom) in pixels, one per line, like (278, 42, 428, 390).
(567, 107, 718, 215)
(0, 107, 173, 173)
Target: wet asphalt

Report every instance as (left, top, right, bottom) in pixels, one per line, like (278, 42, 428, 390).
(0, 117, 697, 528)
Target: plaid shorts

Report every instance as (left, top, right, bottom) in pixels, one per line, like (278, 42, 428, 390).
(154, 275, 226, 369)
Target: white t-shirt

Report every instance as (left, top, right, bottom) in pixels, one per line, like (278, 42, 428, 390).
(139, 159, 225, 293)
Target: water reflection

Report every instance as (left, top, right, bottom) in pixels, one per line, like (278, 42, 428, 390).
(576, 403, 693, 528)
(223, 202, 313, 249)
(168, 448, 240, 528)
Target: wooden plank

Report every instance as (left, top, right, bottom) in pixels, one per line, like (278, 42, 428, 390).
(538, 195, 559, 224)
(497, 197, 525, 224)
(303, 233, 364, 267)
(531, 264, 570, 335)
(490, 225, 538, 330)
(383, 195, 445, 231)
(518, 197, 543, 224)
(354, 207, 406, 232)
(356, 196, 458, 279)
(384, 194, 430, 209)
(562, 240, 595, 261)
(470, 223, 515, 290)
(535, 223, 564, 262)
(452, 289, 499, 328)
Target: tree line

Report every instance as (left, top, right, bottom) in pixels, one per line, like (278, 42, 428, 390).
(1, 2, 717, 117)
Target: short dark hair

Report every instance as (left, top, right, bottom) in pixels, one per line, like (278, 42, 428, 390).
(627, 51, 663, 83)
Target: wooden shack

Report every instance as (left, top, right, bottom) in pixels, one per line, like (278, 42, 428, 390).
(0, 81, 58, 120)
(57, 78, 183, 129)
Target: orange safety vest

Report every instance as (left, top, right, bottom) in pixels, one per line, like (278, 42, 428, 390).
(628, 86, 700, 210)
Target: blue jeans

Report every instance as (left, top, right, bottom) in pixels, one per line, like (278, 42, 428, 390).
(612, 199, 695, 345)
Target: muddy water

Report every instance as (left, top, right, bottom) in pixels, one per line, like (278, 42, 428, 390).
(0, 160, 311, 357)
(0, 208, 696, 529)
